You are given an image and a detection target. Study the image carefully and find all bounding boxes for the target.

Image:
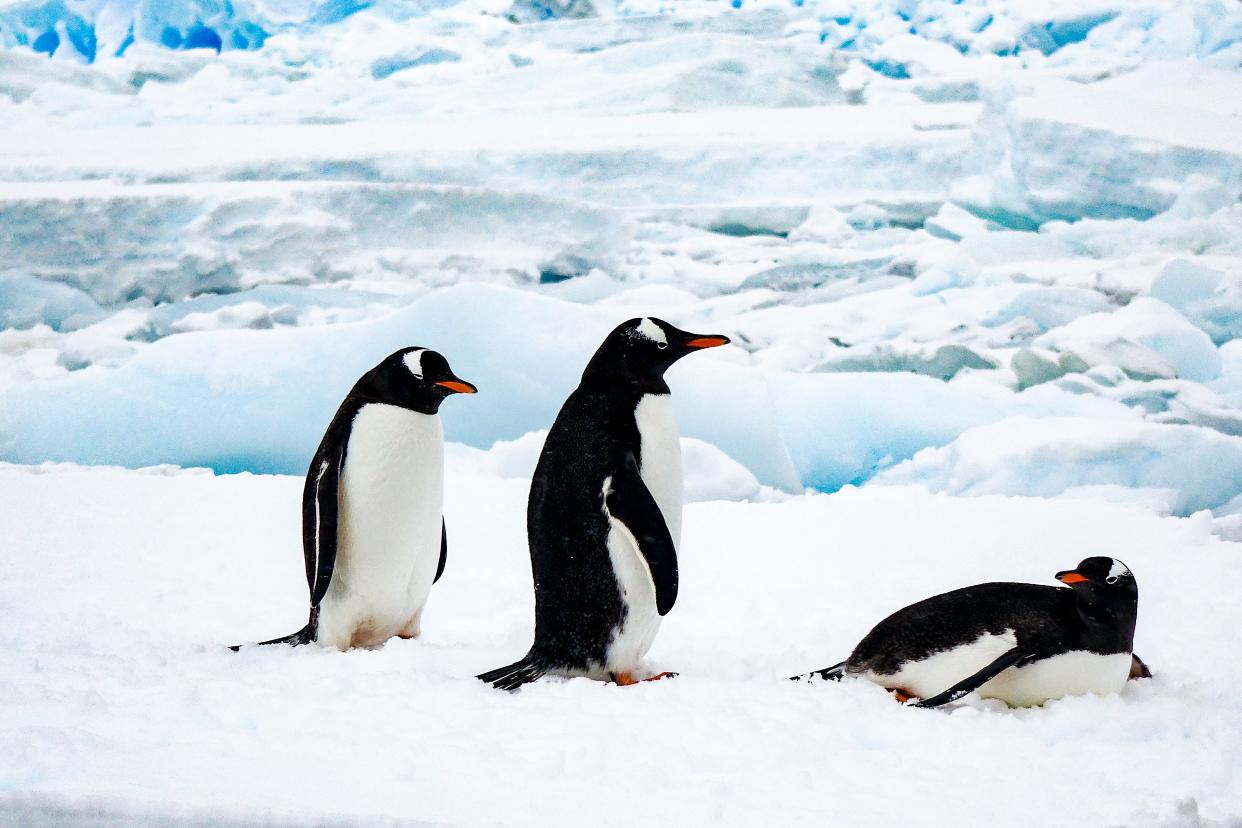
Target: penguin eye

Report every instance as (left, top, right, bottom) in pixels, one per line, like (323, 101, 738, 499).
(656, 342, 668, 350)
(1105, 575, 1119, 585)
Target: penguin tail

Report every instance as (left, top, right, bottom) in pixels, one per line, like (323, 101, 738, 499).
(477, 656, 547, 691)
(789, 660, 849, 683)
(228, 608, 318, 652)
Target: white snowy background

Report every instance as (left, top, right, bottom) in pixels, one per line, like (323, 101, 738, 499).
(1, 0, 1241, 824)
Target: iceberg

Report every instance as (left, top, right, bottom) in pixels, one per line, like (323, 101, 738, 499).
(876, 415, 1242, 516)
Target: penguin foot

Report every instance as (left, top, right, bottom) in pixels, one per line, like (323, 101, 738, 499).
(397, 613, 423, 641)
(890, 688, 916, 704)
(644, 671, 678, 682)
(609, 671, 678, 686)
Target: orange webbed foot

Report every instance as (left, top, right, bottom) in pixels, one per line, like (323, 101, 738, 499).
(609, 671, 678, 686)
(642, 671, 678, 682)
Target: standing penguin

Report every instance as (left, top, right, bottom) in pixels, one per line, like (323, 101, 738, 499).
(232, 347, 476, 652)
(478, 318, 730, 690)
(793, 557, 1141, 708)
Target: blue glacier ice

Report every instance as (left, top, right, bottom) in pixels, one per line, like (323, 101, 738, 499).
(0, 269, 103, 331)
(371, 46, 460, 79)
(0, 0, 459, 61)
(1, 0, 1241, 515)
(0, 285, 801, 487)
(0, 0, 269, 60)
(876, 416, 1242, 517)
(0, 283, 1172, 496)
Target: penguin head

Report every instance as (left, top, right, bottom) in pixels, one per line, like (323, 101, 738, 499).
(1056, 557, 1137, 602)
(582, 317, 730, 389)
(356, 347, 477, 414)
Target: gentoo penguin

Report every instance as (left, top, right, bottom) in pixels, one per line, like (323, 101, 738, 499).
(793, 557, 1141, 708)
(478, 317, 730, 690)
(232, 348, 476, 652)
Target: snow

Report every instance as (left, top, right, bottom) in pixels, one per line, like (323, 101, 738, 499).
(0, 268, 102, 330)
(1151, 257, 1242, 347)
(679, 437, 762, 502)
(2, 462, 1241, 825)
(994, 64, 1242, 224)
(3, 0, 1242, 821)
(1034, 297, 1223, 383)
(876, 415, 1242, 516)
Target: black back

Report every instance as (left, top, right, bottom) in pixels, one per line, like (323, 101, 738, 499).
(522, 318, 729, 669)
(300, 347, 474, 605)
(849, 558, 1138, 675)
(525, 388, 640, 670)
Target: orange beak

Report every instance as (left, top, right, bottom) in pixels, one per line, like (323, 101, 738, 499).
(436, 380, 477, 394)
(1057, 571, 1088, 585)
(686, 335, 730, 349)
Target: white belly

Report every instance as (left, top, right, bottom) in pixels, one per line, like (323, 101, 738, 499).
(601, 394, 684, 674)
(861, 631, 1132, 707)
(862, 631, 1018, 700)
(979, 650, 1131, 707)
(317, 403, 444, 650)
(602, 519, 662, 674)
(634, 393, 683, 546)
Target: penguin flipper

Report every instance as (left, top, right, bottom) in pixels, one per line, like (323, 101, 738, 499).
(303, 443, 345, 607)
(434, 519, 447, 584)
(790, 660, 849, 682)
(477, 657, 547, 691)
(605, 452, 678, 616)
(911, 647, 1037, 709)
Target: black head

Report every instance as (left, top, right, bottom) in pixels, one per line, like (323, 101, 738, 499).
(351, 347, 477, 414)
(1055, 557, 1137, 604)
(581, 317, 730, 392)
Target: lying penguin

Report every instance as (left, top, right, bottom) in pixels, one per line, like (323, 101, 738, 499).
(478, 317, 730, 690)
(794, 557, 1144, 708)
(232, 347, 476, 651)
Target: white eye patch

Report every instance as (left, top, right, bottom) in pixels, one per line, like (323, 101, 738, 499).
(635, 317, 667, 346)
(402, 349, 426, 378)
(1106, 559, 1131, 583)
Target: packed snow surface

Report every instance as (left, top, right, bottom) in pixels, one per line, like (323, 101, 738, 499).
(2, 0, 1242, 823)
(2, 462, 1241, 826)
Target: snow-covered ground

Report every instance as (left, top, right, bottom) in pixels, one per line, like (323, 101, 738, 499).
(2, 0, 1242, 824)
(3, 461, 1241, 826)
